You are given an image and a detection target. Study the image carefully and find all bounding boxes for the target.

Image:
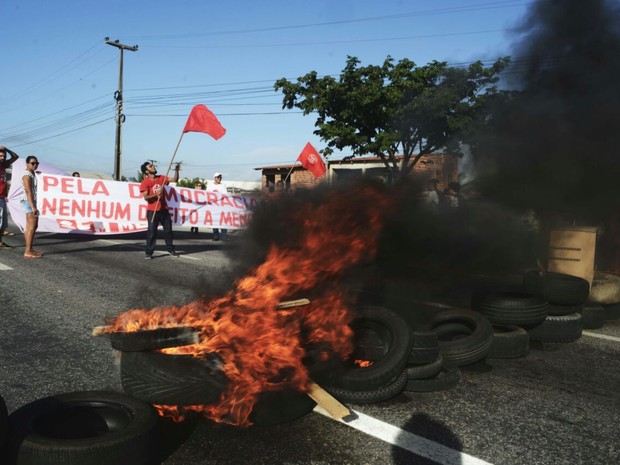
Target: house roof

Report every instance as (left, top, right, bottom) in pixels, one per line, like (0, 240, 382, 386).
(254, 153, 450, 170)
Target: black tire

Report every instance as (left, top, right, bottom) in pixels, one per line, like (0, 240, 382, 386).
(422, 309, 494, 366)
(7, 391, 158, 465)
(406, 353, 444, 380)
(325, 370, 408, 404)
(580, 304, 606, 329)
(249, 388, 317, 426)
(404, 365, 461, 392)
(471, 285, 549, 327)
(408, 331, 439, 365)
(120, 351, 228, 406)
(109, 327, 199, 352)
(316, 306, 413, 391)
(486, 325, 529, 359)
(547, 304, 582, 316)
(0, 393, 7, 451)
(527, 313, 583, 343)
(522, 270, 590, 306)
(603, 303, 620, 320)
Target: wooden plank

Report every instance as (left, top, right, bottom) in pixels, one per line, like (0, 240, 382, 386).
(307, 381, 351, 421)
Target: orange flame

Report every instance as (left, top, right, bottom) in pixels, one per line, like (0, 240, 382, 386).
(109, 183, 392, 426)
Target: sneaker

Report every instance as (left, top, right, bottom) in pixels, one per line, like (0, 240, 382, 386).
(212, 236, 220, 241)
(168, 251, 180, 258)
(145, 254, 153, 260)
(2, 230, 14, 236)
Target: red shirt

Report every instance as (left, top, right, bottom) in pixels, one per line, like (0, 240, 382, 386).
(0, 163, 8, 199)
(140, 175, 169, 211)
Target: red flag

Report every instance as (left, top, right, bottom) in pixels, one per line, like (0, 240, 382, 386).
(182, 104, 226, 140)
(297, 142, 326, 178)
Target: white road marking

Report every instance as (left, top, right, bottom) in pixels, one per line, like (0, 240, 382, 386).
(314, 406, 494, 465)
(0, 262, 13, 270)
(582, 331, 620, 343)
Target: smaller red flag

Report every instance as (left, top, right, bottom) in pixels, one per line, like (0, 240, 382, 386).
(297, 142, 326, 178)
(182, 104, 226, 140)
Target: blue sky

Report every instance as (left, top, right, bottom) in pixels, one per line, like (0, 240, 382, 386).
(1, 0, 532, 181)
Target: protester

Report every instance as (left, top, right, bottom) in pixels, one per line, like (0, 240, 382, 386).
(208, 172, 228, 241)
(420, 178, 441, 211)
(139, 162, 181, 259)
(21, 156, 42, 258)
(0, 146, 19, 248)
(442, 182, 465, 209)
(191, 181, 206, 234)
(72, 172, 80, 177)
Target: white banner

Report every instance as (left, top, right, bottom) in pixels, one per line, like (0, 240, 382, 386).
(7, 160, 257, 235)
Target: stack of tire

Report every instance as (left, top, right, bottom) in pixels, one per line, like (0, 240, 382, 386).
(471, 284, 547, 355)
(522, 270, 590, 341)
(111, 327, 318, 427)
(2, 391, 160, 465)
(587, 271, 620, 326)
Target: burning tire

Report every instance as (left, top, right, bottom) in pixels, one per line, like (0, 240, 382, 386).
(421, 308, 494, 366)
(249, 388, 317, 426)
(6, 391, 158, 465)
(109, 327, 199, 352)
(325, 370, 408, 404)
(120, 351, 228, 406)
(486, 325, 529, 359)
(315, 306, 413, 391)
(522, 270, 590, 306)
(471, 285, 549, 327)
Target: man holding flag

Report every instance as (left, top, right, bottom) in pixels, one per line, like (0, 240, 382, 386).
(140, 161, 181, 259)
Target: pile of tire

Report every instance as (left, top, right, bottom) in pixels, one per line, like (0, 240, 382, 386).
(111, 326, 317, 427)
(587, 271, 620, 325)
(2, 391, 160, 465)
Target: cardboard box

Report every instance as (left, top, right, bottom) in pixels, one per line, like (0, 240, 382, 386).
(548, 226, 597, 285)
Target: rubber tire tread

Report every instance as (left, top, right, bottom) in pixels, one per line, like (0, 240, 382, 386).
(325, 370, 408, 404)
(408, 331, 439, 365)
(7, 391, 158, 465)
(527, 313, 583, 343)
(404, 365, 461, 392)
(110, 327, 199, 351)
(406, 353, 444, 380)
(522, 270, 590, 306)
(486, 325, 529, 359)
(580, 304, 606, 329)
(121, 351, 228, 406)
(422, 309, 494, 366)
(471, 285, 549, 326)
(318, 306, 413, 391)
(547, 304, 582, 316)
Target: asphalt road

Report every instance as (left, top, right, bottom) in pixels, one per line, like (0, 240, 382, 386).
(0, 224, 618, 465)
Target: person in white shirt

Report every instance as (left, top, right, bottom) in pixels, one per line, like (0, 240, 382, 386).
(208, 173, 227, 241)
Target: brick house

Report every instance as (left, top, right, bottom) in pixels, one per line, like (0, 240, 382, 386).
(255, 153, 458, 192)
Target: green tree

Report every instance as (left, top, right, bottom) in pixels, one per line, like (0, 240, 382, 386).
(275, 55, 510, 178)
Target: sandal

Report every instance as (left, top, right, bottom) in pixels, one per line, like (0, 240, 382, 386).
(24, 253, 43, 259)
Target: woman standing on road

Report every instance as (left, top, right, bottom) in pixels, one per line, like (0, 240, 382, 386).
(21, 156, 42, 259)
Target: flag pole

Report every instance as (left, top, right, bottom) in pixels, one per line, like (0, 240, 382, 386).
(153, 132, 185, 213)
(282, 162, 298, 185)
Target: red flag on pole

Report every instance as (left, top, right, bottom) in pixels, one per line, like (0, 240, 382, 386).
(182, 104, 226, 140)
(297, 142, 326, 178)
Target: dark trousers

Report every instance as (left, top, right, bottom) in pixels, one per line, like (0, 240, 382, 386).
(145, 210, 174, 256)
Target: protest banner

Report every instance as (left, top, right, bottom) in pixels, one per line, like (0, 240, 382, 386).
(7, 159, 257, 235)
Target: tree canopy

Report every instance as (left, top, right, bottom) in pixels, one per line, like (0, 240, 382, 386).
(275, 56, 510, 178)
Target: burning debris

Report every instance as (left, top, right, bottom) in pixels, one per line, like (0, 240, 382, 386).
(99, 181, 394, 426)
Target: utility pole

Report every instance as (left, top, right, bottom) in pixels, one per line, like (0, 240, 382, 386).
(105, 37, 138, 181)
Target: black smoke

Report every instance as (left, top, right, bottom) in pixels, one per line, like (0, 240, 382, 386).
(472, 0, 620, 228)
